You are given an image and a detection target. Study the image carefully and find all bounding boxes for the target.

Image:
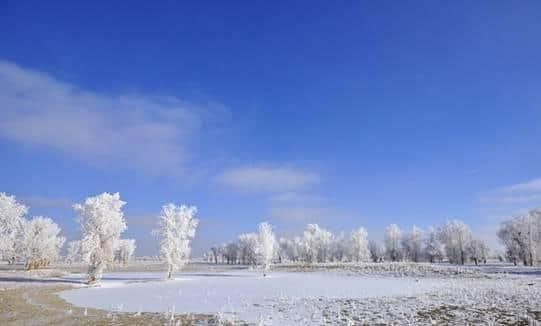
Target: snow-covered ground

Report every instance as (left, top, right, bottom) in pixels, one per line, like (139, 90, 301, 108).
(2, 262, 539, 325)
(57, 269, 531, 325)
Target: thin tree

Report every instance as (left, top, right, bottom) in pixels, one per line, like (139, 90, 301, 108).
(257, 222, 276, 275)
(156, 203, 199, 280)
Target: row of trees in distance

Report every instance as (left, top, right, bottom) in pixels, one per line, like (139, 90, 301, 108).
(208, 220, 491, 267)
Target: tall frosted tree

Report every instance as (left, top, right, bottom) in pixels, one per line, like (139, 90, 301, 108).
(157, 203, 199, 279)
(0, 193, 27, 264)
(74, 192, 127, 285)
(256, 222, 276, 274)
(350, 227, 370, 262)
(384, 224, 402, 262)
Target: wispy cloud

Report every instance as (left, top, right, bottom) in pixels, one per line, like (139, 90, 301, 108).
(268, 191, 327, 204)
(479, 178, 541, 205)
(0, 60, 225, 175)
(499, 178, 541, 193)
(19, 196, 73, 209)
(215, 166, 319, 193)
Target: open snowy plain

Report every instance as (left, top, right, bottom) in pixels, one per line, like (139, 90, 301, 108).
(1, 262, 540, 325)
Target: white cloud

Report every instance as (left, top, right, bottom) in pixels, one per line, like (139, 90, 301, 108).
(216, 166, 319, 193)
(479, 193, 541, 204)
(0, 60, 223, 175)
(500, 178, 541, 193)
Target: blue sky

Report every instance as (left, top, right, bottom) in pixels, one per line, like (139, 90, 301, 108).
(2, 1, 541, 255)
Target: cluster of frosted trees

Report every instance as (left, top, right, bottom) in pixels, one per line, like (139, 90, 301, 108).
(207, 221, 277, 272)
(0, 193, 65, 270)
(498, 208, 541, 266)
(209, 220, 490, 266)
(0, 191, 198, 285)
(70, 193, 199, 284)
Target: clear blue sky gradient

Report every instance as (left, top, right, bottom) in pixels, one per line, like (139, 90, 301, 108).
(2, 1, 541, 255)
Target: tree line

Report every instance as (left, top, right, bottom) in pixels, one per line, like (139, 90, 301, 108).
(2, 191, 541, 284)
(208, 220, 493, 267)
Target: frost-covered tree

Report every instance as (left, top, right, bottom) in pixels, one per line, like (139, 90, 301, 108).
(497, 209, 541, 266)
(114, 239, 136, 265)
(439, 220, 472, 265)
(424, 227, 445, 263)
(66, 240, 81, 264)
(368, 240, 384, 262)
(467, 239, 489, 265)
(402, 226, 423, 262)
(0, 193, 27, 264)
(238, 233, 259, 265)
(330, 232, 349, 262)
(350, 227, 369, 262)
(384, 224, 402, 262)
(156, 203, 199, 279)
(74, 192, 127, 284)
(256, 222, 276, 273)
(497, 220, 524, 265)
(302, 224, 333, 263)
(20, 216, 65, 270)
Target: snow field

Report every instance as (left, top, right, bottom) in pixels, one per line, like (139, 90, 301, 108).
(60, 270, 460, 324)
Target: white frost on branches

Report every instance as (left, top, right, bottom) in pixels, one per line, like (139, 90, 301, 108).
(439, 219, 472, 265)
(302, 224, 333, 263)
(114, 239, 136, 265)
(350, 227, 369, 262)
(498, 208, 541, 266)
(384, 224, 402, 262)
(238, 233, 259, 265)
(256, 222, 276, 272)
(0, 193, 27, 263)
(156, 203, 199, 279)
(402, 226, 423, 262)
(74, 192, 127, 284)
(20, 216, 65, 270)
(66, 240, 82, 264)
